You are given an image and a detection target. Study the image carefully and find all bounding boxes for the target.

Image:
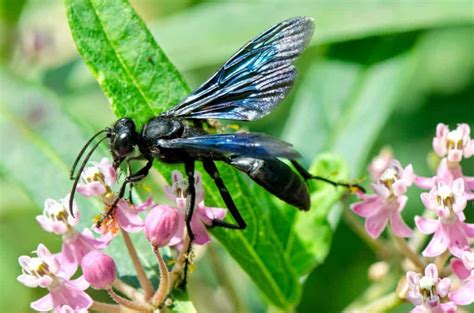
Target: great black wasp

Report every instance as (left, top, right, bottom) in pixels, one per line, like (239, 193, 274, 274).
(69, 16, 361, 244)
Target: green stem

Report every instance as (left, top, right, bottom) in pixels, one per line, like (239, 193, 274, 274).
(392, 234, 425, 272)
(151, 246, 170, 307)
(169, 234, 191, 288)
(106, 288, 154, 312)
(352, 292, 402, 313)
(121, 229, 154, 300)
(91, 301, 122, 313)
(112, 279, 144, 302)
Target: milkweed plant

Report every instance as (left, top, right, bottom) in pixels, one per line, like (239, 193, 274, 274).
(17, 123, 473, 312)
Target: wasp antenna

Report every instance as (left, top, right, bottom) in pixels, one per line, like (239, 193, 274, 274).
(70, 129, 109, 180)
(69, 135, 109, 217)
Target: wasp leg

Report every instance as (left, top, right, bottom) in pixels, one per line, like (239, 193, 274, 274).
(179, 160, 197, 290)
(202, 159, 247, 230)
(96, 157, 153, 227)
(290, 160, 366, 193)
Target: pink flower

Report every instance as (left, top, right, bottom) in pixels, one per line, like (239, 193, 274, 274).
(97, 198, 149, 235)
(145, 205, 180, 248)
(74, 158, 153, 235)
(17, 244, 92, 312)
(406, 263, 455, 313)
(36, 196, 109, 276)
(164, 170, 226, 245)
(450, 250, 474, 305)
(368, 147, 393, 181)
(415, 179, 473, 257)
(76, 158, 116, 198)
(81, 251, 117, 289)
(415, 158, 474, 195)
(350, 160, 414, 239)
(433, 123, 473, 163)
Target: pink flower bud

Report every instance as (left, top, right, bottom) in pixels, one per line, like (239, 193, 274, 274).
(81, 251, 116, 289)
(145, 205, 179, 248)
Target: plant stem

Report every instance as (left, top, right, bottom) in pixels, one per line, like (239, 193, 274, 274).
(121, 229, 154, 300)
(151, 246, 170, 307)
(169, 234, 191, 288)
(343, 209, 391, 259)
(91, 301, 122, 313)
(436, 250, 451, 276)
(112, 279, 144, 302)
(351, 292, 402, 313)
(392, 234, 425, 272)
(106, 288, 154, 312)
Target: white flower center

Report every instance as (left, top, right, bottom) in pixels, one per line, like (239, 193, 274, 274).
(419, 276, 435, 290)
(436, 184, 455, 210)
(447, 129, 463, 150)
(380, 168, 397, 181)
(437, 185, 453, 199)
(26, 257, 49, 277)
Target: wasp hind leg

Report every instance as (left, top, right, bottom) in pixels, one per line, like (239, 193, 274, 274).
(290, 160, 366, 193)
(202, 159, 247, 230)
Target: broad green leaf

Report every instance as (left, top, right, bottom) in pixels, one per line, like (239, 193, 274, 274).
(65, 0, 189, 127)
(152, 0, 473, 70)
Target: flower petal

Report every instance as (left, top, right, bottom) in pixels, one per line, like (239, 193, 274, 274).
(461, 222, 474, 237)
(415, 216, 439, 234)
(350, 195, 381, 218)
(31, 294, 53, 311)
(422, 227, 449, 257)
(115, 200, 144, 233)
(425, 263, 438, 280)
(17, 274, 38, 288)
(372, 183, 390, 198)
(76, 182, 106, 197)
(190, 217, 210, 245)
(415, 176, 435, 189)
(450, 280, 474, 305)
(390, 210, 413, 238)
(364, 205, 390, 239)
(451, 258, 470, 280)
(446, 223, 469, 258)
(437, 277, 451, 297)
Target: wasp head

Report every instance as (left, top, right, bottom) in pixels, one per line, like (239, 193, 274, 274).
(111, 118, 137, 168)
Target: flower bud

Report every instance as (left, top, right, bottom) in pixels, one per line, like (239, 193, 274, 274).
(145, 205, 179, 248)
(81, 250, 116, 289)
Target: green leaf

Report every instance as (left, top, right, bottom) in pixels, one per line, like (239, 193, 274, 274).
(152, 0, 473, 70)
(65, 0, 189, 128)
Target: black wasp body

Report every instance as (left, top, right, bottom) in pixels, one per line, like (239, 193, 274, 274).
(70, 17, 357, 243)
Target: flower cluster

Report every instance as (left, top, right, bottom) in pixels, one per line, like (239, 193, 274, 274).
(350, 123, 473, 312)
(18, 158, 225, 312)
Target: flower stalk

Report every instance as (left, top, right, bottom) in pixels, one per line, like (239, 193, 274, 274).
(121, 229, 154, 300)
(151, 246, 170, 307)
(106, 288, 154, 312)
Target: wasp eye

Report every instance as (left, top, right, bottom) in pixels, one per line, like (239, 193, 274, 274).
(114, 132, 132, 156)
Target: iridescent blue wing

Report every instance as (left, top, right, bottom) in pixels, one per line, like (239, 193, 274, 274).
(157, 133, 301, 159)
(163, 17, 314, 121)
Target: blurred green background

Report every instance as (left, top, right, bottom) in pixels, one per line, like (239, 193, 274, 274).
(1, 1, 473, 312)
